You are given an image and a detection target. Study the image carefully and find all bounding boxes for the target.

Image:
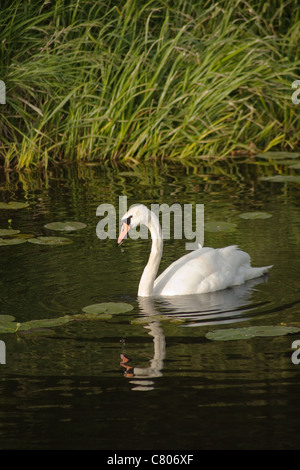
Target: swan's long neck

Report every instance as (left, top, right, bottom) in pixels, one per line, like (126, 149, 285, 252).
(138, 211, 163, 297)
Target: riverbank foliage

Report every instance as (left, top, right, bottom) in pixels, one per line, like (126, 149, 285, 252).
(0, 0, 299, 168)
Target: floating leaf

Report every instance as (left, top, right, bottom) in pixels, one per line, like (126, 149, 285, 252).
(206, 325, 300, 341)
(19, 316, 72, 331)
(205, 221, 237, 232)
(239, 211, 272, 220)
(261, 175, 300, 183)
(0, 237, 27, 246)
(0, 303, 134, 335)
(131, 316, 160, 325)
(11, 233, 34, 239)
(160, 316, 186, 325)
(0, 229, 20, 236)
(0, 315, 16, 322)
(82, 302, 134, 315)
(44, 221, 87, 231)
(0, 320, 20, 333)
(0, 201, 29, 210)
(257, 152, 300, 160)
(72, 312, 112, 321)
(28, 236, 72, 245)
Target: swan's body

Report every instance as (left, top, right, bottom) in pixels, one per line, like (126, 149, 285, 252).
(118, 204, 271, 297)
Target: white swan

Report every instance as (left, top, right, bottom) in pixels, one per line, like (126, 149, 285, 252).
(118, 204, 272, 297)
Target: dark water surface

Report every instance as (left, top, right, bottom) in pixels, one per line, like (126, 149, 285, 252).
(0, 162, 299, 450)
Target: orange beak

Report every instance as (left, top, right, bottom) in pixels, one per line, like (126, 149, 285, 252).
(118, 221, 130, 245)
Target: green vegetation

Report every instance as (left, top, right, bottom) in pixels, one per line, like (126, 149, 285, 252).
(0, 302, 134, 334)
(206, 325, 300, 341)
(0, 0, 299, 168)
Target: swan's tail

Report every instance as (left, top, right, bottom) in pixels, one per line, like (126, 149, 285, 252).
(245, 264, 273, 281)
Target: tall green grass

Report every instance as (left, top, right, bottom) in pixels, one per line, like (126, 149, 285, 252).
(0, 0, 299, 168)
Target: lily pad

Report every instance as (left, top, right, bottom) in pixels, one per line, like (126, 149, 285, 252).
(28, 236, 72, 245)
(239, 211, 272, 220)
(205, 221, 237, 232)
(0, 237, 27, 246)
(0, 303, 134, 335)
(160, 316, 185, 325)
(44, 221, 87, 231)
(0, 320, 20, 333)
(257, 152, 300, 160)
(0, 201, 29, 210)
(11, 233, 34, 239)
(0, 315, 16, 322)
(206, 325, 300, 341)
(261, 175, 300, 183)
(72, 312, 112, 321)
(19, 316, 71, 331)
(131, 316, 160, 325)
(82, 302, 134, 315)
(0, 229, 20, 236)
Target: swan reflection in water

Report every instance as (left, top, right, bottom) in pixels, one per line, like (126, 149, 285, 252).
(120, 276, 269, 391)
(120, 320, 166, 391)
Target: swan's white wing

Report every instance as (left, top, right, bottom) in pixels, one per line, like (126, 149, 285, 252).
(153, 245, 270, 296)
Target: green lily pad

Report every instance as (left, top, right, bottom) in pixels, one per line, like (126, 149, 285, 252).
(0, 237, 27, 246)
(257, 152, 300, 160)
(206, 325, 300, 341)
(205, 221, 237, 232)
(0, 201, 29, 210)
(161, 316, 185, 325)
(261, 175, 300, 183)
(11, 233, 34, 239)
(239, 211, 272, 220)
(0, 320, 20, 333)
(0, 229, 20, 236)
(0, 314, 16, 322)
(82, 302, 134, 315)
(44, 221, 87, 231)
(72, 312, 112, 321)
(0, 303, 134, 335)
(28, 236, 72, 245)
(19, 316, 72, 331)
(131, 316, 160, 325)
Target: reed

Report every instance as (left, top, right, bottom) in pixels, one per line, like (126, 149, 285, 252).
(0, 0, 299, 168)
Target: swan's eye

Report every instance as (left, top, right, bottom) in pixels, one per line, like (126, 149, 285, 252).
(125, 215, 132, 226)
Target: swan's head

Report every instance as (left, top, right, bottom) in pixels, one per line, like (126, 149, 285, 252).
(117, 204, 150, 245)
